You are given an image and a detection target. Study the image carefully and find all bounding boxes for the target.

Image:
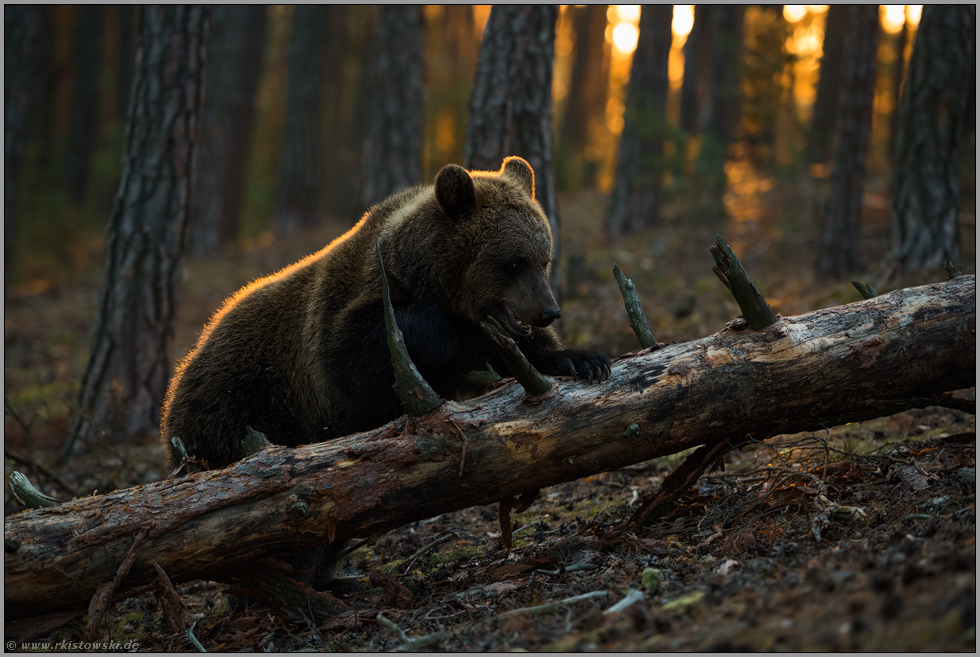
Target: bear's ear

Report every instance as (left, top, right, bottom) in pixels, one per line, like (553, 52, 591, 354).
(435, 164, 476, 217)
(501, 156, 535, 199)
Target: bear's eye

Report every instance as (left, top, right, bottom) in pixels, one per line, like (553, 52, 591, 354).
(506, 258, 526, 273)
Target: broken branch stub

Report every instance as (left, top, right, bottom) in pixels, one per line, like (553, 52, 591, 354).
(710, 234, 777, 330)
(8, 472, 61, 509)
(852, 281, 879, 299)
(613, 264, 657, 349)
(377, 240, 443, 416)
(479, 316, 553, 396)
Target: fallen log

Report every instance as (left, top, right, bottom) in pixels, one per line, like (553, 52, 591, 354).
(4, 275, 975, 620)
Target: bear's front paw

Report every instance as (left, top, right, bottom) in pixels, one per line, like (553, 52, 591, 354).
(533, 348, 612, 383)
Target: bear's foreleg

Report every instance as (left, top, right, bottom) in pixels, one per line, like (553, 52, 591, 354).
(514, 327, 612, 383)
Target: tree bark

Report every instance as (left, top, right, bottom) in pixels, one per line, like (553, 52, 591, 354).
(806, 4, 847, 167)
(815, 5, 879, 279)
(189, 4, 267, 255)
(465, 5, 562, 303)
(65, 6, 208, 456)
(271, 5, 329, 234)
(606, 5, 673, 238)
(359, 5, 425, 209)
(886, 5, 975, 276)
(9, 275, 975, 620)
(4, 4, 41, 283)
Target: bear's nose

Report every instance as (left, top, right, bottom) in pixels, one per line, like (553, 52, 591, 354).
(538, 306, 561, 326)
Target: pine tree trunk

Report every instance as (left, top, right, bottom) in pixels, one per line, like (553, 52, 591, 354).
(699, 5, 744, 185)
(66, 6, 209, 457)
(189, 5, 267, 254)
(4, 5, 41, 283)
(816, 6, 879, 279)
(886, 17, 909, 159)
(679, 4, 708, 135)
(887, 5, 975, 275)
(466, 5, 562, 301)
(806, 4, 847, 168)
(359, 5, 425, 209)
(606, 5, 673, 239)
(272, 5, 328, 234)
(704, 5, 743, 147)
(64, 5, 104, 206)
(740, 5, 788, 169)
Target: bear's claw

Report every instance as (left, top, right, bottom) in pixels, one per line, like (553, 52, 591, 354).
(535, 348, 612, 383)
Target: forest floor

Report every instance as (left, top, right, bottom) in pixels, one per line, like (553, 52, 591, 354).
(4, 174, 976, 651)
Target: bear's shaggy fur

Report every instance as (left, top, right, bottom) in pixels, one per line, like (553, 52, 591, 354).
(160, 157, 610, 586)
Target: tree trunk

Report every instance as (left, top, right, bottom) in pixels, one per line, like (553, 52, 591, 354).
(9, 275, 975, 620)
(606, 5, 673, 239)
(806, 4, 847, 168)
(740, 5, 788, 169)
(64, 5, 104, 206)
(4, 4, 41, 283)
(359, 5, 425, 209)
(815, 5, 879, 280)
(886, 15, 909, 159)
(189, 5, 267, 255)
(65, 6, 209, 456)
(679, 4, 708, 135)
(703, 5, 743, 147)
(698, 5, 744, 186)
(886, 5, 975, 276)
(271, 5, 329, 235)
(465, 5, 562, 303)
(557, 4, 609, 189)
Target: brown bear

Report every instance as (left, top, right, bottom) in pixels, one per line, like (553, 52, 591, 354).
(161, 156, 610, 586)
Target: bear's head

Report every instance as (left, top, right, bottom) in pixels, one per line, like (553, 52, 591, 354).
(433, 156, 560, 337)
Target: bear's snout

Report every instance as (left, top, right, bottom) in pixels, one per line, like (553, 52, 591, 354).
(537, 306, 561, 327)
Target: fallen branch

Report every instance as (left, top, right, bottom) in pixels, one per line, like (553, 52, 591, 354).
(500, 590, 610, 617)
(4, 276, 975, 620)
(82, 529, 148, 641)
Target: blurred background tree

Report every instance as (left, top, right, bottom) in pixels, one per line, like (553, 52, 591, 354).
(4, 5, 41, 279)
(189, 5, 267, 255)
(816, 5, 880, 279)
(360, 5, 426, 210)
(271, 5, 329, 235)
(63, 5, 102, 208)
(606, 5, 673, 238)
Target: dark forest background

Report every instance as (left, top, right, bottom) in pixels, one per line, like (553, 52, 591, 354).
(5, 5, 973, 286)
